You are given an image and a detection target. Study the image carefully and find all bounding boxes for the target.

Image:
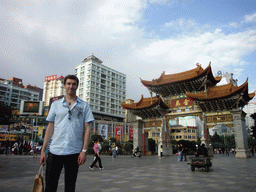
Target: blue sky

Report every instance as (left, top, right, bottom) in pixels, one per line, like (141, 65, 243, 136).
(1, 0, 256, 102)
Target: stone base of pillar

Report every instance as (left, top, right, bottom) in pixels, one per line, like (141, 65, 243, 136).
(235, 149, 251, 158)
(158, 143, 173, 156)
(208, 145, 214, 157)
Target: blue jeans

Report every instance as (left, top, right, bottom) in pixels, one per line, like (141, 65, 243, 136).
(178, 151, 182, 161)
(112, 150, 117, 158)
(45, 152, 79, 192)
(181, 152, 187, 161)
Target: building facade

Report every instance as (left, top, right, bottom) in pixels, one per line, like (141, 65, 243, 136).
(124, 99, 136, 123)
(75, 54, 126, 121)
(0, 77, 41, 109)
(243, 101, 256, 135)
(42, 75, 65, 107)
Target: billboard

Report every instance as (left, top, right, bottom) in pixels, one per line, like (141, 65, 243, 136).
(115, 126, 123, 141)
(20, 100, 44, 116)
(99, 124, 108, 140)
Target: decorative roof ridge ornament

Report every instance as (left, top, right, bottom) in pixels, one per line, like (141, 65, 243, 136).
(195, 63, 203, 74)
(136, 95, 144, 107)
(156, 71, 165, 83)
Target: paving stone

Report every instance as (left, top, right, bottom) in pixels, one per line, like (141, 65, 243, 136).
(0, 154, 256, 192)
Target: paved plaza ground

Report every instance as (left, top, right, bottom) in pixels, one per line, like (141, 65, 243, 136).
(0, 153, 256, 192)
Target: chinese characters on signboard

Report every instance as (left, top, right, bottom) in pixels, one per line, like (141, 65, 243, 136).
(171, 98, 194, 108)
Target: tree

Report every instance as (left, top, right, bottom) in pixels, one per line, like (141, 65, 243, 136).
(250, 113, 256, 138)
(123, 140, 133, 154)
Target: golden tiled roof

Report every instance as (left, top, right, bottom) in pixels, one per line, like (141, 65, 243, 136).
(141, 64, 221, 87)
(186, 79, 255, 101)
(120, 95, 169, 110)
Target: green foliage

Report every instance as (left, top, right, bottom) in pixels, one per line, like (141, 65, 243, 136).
(90, 134, 103, 142)
(123, 140, 133, 154)
(148, 138, 156, 152)
(210, 133, 236, 151)
(171, 140, 201, 154)
(109, 137, 117, 142)
(248, 136, 256, 148)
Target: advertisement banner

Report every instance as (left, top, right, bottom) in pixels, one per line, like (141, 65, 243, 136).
(115, 126, 123, 141)
(0, 125, 8, 132)
(38, 126, 44, 138)
(99, 124, 108, 140)
(129, 126, 134, 140)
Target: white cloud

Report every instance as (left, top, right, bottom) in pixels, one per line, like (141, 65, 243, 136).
(1, 0, 256, 101)
(163, 18, 197, 30)
(244, 12, 256, 23)
(229, 22, 239, 28)
(134, 28, 256, 81)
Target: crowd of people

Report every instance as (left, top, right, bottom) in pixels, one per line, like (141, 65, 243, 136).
(0, 140, 41, 157)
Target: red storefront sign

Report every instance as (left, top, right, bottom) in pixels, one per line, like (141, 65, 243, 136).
(45, 75, 57, 82)
(129, 126, 134, 140)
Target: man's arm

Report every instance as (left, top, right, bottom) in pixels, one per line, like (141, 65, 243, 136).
(40, 122, 54, 165)
(78, 122, 91, 165)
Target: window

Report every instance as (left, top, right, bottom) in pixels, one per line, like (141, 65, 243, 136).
(101, 74, 106, 79)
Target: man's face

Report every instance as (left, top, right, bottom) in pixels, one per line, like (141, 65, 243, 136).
(64, 78, 78, 96)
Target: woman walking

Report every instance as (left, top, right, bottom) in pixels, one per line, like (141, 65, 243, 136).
(89, 139, 104, 170)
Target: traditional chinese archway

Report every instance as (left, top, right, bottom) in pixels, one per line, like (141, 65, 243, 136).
(121, 63, 255, 158)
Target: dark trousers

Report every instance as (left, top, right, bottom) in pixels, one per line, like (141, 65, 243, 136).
(90, 154, 103, 168)
(45, 152, 79, 192)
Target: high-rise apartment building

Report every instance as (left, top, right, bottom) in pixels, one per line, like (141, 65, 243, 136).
(42, 75, 65, 107)
(75, 54, 126, 121)
(0, 77, 41, 109)
(124, 99, 136, 123)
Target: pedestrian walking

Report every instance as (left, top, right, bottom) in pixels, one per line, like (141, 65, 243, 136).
(32, 141, 38, 158)
(160, 145, 164, 159)
(181, 145, 187, 161)
(112, 143, 118, 159)
(177, 144, 183, 161)
(40, 75, 94, 192)
(89, 139, 104, 170)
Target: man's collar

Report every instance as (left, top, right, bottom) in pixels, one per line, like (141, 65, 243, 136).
(61, 96, 81, 103)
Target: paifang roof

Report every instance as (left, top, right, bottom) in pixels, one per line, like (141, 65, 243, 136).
(140, 64, 221, 88)
(120, 95, 169, 119)
(120, 95, 169, 110)
(185, 78, 255, 101)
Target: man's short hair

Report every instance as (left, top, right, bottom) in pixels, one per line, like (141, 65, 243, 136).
(64, 75, 79, 85)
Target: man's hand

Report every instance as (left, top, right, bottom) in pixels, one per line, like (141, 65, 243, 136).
(78, 151, 87, 165)
(40, 151, 47, 165)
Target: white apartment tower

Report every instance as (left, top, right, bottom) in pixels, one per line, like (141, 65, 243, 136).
(75, 54, 126, 121)
(42, 75, 65, 107)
